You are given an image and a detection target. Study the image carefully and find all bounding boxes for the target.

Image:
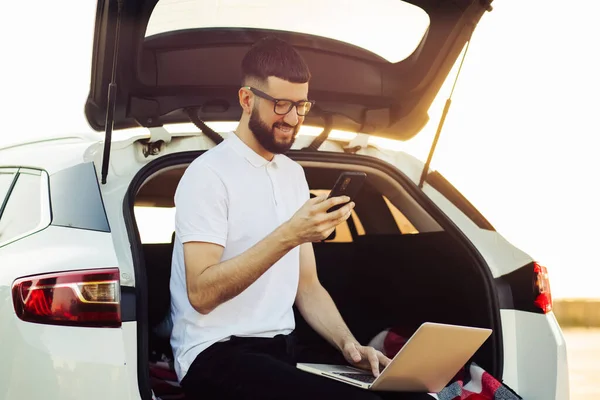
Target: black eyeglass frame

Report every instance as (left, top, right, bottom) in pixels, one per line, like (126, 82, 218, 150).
(244, 86, 315, 116)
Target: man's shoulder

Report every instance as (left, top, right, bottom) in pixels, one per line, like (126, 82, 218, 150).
(175, 144, 233, 196)
(185, 141, 234, 175)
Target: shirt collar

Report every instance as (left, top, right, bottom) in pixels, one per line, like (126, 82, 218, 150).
(228, 132, 279, 168)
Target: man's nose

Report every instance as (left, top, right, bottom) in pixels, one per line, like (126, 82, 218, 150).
(284, 106, 300, 126)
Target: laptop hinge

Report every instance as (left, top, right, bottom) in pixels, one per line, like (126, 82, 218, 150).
(100, 0, 124, 185)
(418, 39, 472, 189)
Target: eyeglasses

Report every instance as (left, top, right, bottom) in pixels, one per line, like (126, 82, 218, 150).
(244, 86, 315, 116)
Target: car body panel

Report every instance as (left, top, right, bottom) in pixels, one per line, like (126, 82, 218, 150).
(0, 226, 133, 399)
(499, 310, 569, 400)
(0, 137, 98, 175)
(0, 323, 133, 400)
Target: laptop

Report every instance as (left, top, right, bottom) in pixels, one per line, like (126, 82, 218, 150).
(296, 322, 492, 393)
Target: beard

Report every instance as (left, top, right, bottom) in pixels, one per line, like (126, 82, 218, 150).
(248, 107, 299, 154)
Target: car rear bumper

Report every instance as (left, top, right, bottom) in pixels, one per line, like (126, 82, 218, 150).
(0, 320, 137, 400)
(500, 309, 570, 400)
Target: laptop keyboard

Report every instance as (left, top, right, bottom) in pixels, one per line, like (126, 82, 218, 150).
(332, 372, 376, 384)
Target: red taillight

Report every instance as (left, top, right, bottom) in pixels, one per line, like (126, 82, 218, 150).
(12, 268, 121, 328)
(533, 262, 552, 314)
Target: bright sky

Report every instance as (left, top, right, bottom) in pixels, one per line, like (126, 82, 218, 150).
(1, 0, 598, 299)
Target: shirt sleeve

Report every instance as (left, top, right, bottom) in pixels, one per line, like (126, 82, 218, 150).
(174, 163, 228, 246)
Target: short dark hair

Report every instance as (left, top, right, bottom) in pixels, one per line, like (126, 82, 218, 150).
(241, 36, 311, 86)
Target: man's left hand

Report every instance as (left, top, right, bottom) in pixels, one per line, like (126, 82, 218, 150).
(341, 340, 392, 377)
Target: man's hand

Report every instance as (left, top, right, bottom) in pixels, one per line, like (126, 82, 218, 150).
(341, 340, 392, 377)
(283, 194, 355, 247)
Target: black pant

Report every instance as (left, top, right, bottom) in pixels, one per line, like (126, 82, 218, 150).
(181, 333, 433, 400)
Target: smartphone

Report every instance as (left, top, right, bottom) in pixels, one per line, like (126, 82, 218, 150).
(326, 171, 367, 212)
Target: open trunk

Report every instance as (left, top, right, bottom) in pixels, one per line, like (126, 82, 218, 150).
(126, 150, 501, 400)
(85, 0, 494, 184)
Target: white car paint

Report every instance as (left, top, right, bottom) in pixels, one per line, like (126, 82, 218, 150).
(0, 129, 570, 399)
(0, 225, 132, 399)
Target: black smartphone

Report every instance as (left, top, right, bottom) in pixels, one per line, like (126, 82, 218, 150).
(326, 171, 367, 212)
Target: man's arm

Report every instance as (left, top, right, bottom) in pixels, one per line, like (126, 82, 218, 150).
(294, 242, 357, 350)
(184, 225, 295, 314)
(295, 242, 391, 376)
(184, 194, 354, 315)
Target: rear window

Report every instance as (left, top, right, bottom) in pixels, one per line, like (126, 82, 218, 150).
(145, 0, 430, 63)
(383, 196, 419, 235)
(48, 163, 110, 232)
(426, 171, 495, 231)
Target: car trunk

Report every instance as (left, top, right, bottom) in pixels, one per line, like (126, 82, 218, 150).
(85, 0, 494, 184)
(93, 1, 501, 397)
(126, 150, 501, 400)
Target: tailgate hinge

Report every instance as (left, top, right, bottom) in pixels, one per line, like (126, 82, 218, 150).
(343, 133, 370, 154)
(141, 126, 172, 157)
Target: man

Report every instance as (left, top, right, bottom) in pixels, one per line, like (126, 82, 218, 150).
(170, 37, 427, 400)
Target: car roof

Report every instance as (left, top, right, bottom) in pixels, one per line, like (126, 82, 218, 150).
(0, 136, 98, 174)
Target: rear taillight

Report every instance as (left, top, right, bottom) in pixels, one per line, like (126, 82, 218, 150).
(533, 262, 552, 313)
(12, 268, 121, 328)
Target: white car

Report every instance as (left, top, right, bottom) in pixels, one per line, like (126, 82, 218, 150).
(0, 0, 569, 399)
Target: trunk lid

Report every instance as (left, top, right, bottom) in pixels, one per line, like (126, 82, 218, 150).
(85, 0, 493, 141)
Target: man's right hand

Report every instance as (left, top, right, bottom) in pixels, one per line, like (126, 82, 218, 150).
(283, 194, 355, 246)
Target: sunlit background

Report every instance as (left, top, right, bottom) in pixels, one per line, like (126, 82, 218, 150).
(0, 0, 598, 300)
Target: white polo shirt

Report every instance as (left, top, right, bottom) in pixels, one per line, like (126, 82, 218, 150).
(169, 132, 309, 381)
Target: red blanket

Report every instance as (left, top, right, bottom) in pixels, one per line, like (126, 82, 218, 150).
(368, 328, 522, 400)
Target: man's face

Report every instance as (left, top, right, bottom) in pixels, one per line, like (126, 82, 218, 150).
(248, 76, 309, 154)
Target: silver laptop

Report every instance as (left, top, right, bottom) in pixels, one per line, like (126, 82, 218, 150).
(296, 322, 492, 393)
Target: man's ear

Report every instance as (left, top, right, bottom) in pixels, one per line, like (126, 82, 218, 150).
(238, 86, 253, 115)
